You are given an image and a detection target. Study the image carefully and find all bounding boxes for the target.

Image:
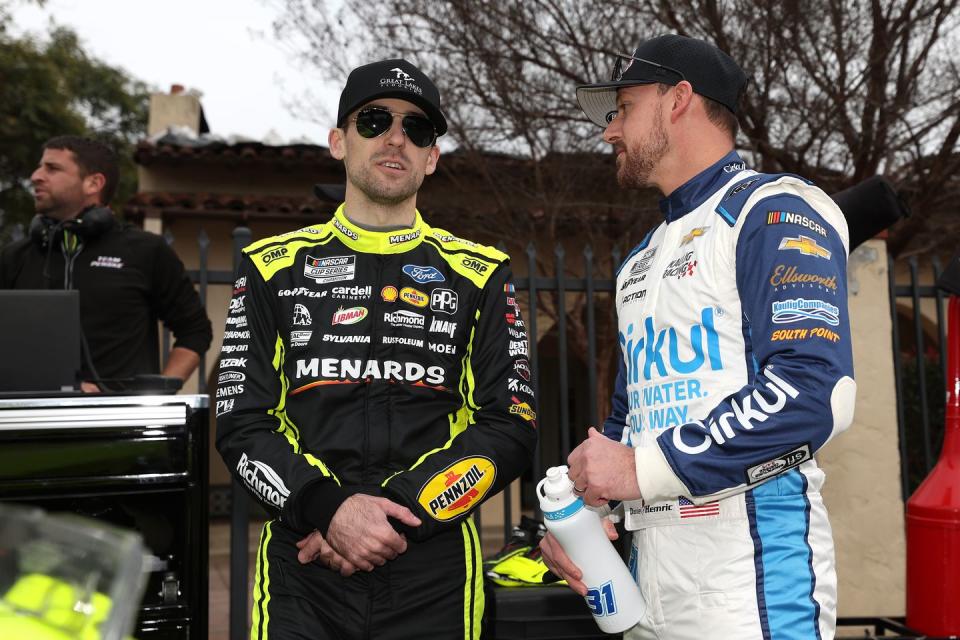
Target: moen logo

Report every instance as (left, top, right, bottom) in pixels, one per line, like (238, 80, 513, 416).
(236, 453, 290, 508)
(261, 247, 288, 264)
(417, 457, 497, 521)
(400, 287, 429, 308)
(461, 257, 489, 275)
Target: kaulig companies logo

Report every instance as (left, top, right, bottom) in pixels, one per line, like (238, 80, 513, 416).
(619, 308, 723, 383)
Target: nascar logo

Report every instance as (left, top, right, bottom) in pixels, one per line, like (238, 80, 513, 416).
(417, 457, 497, 521)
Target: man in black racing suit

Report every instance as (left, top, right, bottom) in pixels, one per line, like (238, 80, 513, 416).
(216, 58, 538, 640)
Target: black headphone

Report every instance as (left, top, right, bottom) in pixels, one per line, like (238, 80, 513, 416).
(28, 206, 115, 249)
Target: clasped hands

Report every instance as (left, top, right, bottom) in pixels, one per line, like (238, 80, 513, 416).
(295, 493, 420, 576)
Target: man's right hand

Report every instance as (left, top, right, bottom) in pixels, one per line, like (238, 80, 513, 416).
(325, 494, 422, 572)
(539, 518, 619, 597)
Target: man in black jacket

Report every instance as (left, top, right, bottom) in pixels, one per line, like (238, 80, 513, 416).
(215, 59, 537, 639)
(0, 136, 211, 389)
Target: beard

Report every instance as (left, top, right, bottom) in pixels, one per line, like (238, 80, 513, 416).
(348, 159, 423, 206)
(616, 104, 669, 189)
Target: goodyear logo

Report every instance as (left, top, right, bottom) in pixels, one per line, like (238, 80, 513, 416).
(417, 457, 496, 521)
(400, 287, 428, 308)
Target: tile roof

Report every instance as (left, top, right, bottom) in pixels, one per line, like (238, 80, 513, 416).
(134, 140, 337, 167)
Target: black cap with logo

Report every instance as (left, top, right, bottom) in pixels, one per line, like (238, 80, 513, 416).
(576, 34, 748, 128)
(336, 58, 448, 136)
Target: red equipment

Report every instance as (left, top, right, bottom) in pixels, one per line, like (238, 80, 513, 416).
(906, 296, 960, 634)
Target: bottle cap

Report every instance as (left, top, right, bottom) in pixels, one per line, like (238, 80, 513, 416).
(540, 465, 574, 502)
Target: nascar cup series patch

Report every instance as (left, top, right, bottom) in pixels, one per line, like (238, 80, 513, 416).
(417, 456, 497, 521)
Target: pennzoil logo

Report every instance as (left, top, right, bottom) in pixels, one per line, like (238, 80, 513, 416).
(417, 457, 497, 521)
(400, 287, 429, 308)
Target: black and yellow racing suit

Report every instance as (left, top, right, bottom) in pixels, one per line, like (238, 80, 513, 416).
(216, 205, 538, 640)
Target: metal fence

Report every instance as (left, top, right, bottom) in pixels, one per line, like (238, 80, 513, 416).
(152, 229, 948, 640)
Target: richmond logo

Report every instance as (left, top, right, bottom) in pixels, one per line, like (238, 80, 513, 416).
(236, 453, 290, 508)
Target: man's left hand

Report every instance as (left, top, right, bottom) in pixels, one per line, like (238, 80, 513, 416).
(296, 529, 359, 576)
(567, 427, 642, 506)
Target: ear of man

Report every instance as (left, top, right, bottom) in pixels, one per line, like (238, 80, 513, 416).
(328, 128, 346, 160)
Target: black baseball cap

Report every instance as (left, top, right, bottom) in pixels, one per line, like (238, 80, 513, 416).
(576, 34, 748, 127)
(336, 58, 447, 136)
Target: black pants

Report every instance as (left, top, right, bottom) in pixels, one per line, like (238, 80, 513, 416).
(250, 519, 484, 640)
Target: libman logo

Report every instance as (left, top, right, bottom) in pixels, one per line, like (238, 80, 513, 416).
(332, 306, 368, 325)
(417, 457, 497, 521)
(236, 453, 290, 508)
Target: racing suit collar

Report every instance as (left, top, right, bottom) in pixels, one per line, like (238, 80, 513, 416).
(658, 151, 746, 223)
(331, 204, 427, 253)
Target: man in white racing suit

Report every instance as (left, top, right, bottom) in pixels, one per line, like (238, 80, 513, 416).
(540, 34, 856, 640)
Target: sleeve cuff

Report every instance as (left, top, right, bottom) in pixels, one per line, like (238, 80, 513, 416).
(295, 479, 349, 535)
(634, 444, 690, 504)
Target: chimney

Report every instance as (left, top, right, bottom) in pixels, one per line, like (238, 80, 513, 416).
(147, 84, 204, 137)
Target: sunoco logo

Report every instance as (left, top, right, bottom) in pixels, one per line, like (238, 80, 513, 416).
(417, 457, 496, 521)
(237, 453, 290, 507)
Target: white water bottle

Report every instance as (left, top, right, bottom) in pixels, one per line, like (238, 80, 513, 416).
(537, 465, 645, 634)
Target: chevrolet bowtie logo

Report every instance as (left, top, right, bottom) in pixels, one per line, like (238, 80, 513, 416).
(680, 227, 708, 246)
(778, 235, 831, 259)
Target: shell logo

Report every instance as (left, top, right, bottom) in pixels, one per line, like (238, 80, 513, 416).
(417, 457, 497, 521)
(381, 286, 399, 302)
(400, 287, 428, 308)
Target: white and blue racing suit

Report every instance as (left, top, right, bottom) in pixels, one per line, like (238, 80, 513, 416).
(604, 151, 856, 640)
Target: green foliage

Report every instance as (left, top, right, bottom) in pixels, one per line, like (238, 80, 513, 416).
(0, 12, 149, 240)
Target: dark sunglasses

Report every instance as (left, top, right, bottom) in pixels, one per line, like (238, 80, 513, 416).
(610, 53, 686, 84)
(350, 107, 437, 148)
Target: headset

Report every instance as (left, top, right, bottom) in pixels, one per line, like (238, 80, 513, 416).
(28, 206, 115, 250)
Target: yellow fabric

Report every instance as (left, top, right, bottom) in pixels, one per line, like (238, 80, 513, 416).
(1, 573, 114, 640)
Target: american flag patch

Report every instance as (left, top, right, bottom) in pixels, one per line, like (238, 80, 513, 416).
(678, 496, 720, 519)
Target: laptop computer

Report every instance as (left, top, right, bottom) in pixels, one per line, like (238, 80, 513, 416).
(0, 290, 82, 393)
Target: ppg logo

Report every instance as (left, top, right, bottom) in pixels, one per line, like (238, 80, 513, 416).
(430, 288, 459, 314)
(585, 581, 617, 617)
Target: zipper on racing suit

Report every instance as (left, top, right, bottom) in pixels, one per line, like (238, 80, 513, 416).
(361, 254, 383, 485)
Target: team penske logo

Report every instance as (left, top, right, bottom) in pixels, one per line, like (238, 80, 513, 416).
(417, 457, 497, 521)
(778, 235, 831, 259)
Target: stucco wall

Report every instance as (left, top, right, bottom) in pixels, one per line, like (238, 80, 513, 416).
(819, 238, 906, 616)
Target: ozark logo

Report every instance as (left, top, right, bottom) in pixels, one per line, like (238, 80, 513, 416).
(461, 257, 489, 275)
(417, 457, 497, 521)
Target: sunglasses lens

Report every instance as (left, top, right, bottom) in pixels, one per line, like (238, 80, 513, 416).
(355, 108, 393, 138)
(401, 115, 436, 147)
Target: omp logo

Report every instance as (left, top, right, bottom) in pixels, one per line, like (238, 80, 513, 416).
(672, 368, 800, 455)
(619, 308, 723, 383)
(778, 235, 831, 259)
(261, 247, 288, 264)
(461, 257, 489, 275)
(417, 457, 496, 521)
(400, 287, 429, 308)
(237, 453, 290, 508)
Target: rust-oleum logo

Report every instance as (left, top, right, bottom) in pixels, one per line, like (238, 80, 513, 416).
(417, 457, 497, 521)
